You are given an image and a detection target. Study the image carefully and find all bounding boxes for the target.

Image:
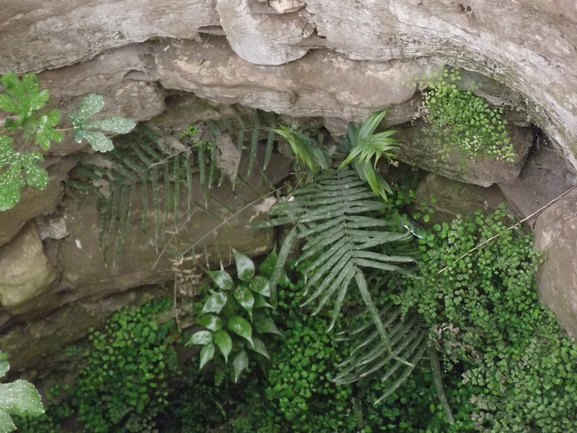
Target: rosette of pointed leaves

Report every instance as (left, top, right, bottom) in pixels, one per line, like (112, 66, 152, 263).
(273, 125, 330, 176)
(186, 250, 282, 382)
(339, 110, 400, 201)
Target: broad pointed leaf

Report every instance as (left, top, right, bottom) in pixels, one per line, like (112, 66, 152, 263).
(74, 130, 114, 152)
(197, 314, 223, 332)
(187, 330, 213, 346)
(250, 337, 270, 360)
(233, 249, 255, 281)
(214, 330, 233, 363)
(74, 94, 105, 120)
(199, 342, 215, 370)
(207, 270, 234, 290)
(233, 287, 255, 320)
(201, 292, 228, 315)
(233, 350, 249, 383)
(228, 316, 253, 347)
(250, 276, 270, 297)
(259, 249, 278, 278)
(254, 316, 283, 336)
(253, 293, 274, 310)
(0, 137, 48, 211)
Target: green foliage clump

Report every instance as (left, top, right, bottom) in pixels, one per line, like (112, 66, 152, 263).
(71, 297, 179, 432)
(187, 250, 281, 383)
(420, 67, 515, 162)
(399, 205, 577, 432)
(0, 71, 135, 211)
(264, 278, 357, 432)
(15, 297, 180, 433)
(275, 110, 400, 201)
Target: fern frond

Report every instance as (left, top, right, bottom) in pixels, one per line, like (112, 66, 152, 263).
(333, 303, 428, 402)
(255, 168, 413, 330)
(74, 109, 280, 264)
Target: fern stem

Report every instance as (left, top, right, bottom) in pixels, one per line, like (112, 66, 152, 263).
(428, 345, 455, 424)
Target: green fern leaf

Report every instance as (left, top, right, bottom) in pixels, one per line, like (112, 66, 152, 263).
(258, 168, 413, 331)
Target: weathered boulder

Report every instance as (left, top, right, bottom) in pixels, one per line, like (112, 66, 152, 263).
(410, 173, 507, 227)
(394, 120, 533, 187)
(533, 189, 577, 338)
(142, 38, 430, 122)
(499, 144, 574, 224)
(0, 224, 56, 310)
(216, 0, 311, 65)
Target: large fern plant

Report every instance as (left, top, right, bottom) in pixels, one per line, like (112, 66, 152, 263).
(71, 110, 279, 263)
(252, 169, 435, 402)
(254, 110, 454, 417)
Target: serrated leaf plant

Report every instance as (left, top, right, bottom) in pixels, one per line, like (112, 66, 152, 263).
(186, 249, 282, 382)
(69, 93, 136, 152)
(0, 351, 44, 433)
(0, 72, 136, 211)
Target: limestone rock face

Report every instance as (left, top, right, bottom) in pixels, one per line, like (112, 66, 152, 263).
(2, 0, 577, 169)
(411, 173, 507, 228)
(0, 224, 56, 309)
(56, 151, 291, 300)
(216, 0, 311, 65)
(0, 0, 218, 73)
(149, 38, 429, 121)
(499, 145, 574, 221)
(533, 189, 577, 338)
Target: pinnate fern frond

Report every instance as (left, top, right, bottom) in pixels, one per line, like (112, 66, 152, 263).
(72, 110, 281, 264)
(334, 305, 428, 401)
(254, 168, 414, 334)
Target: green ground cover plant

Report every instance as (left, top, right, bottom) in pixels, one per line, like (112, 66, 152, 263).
(11, 108, 577, 433)
(420, 67, 515, 162)
(397, 205, 577, 432)
(15, 298, 180, 433)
